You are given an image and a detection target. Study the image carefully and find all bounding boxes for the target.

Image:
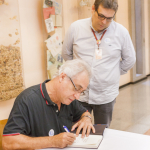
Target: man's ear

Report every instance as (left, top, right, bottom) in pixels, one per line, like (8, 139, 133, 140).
(92, 5, 95, 13)
(59, 72, 66, 82)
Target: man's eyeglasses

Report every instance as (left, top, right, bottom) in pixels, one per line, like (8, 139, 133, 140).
(68, 76, 85, 94)
(96, 10, 114, 22)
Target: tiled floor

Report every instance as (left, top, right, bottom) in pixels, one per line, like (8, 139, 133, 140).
(110, 76, 150, 135)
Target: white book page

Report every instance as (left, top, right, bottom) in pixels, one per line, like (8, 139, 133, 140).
(70, 134, 103, 146)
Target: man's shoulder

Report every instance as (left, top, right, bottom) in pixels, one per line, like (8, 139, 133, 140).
(15, 84, 40, 104)
(69, 18, 91, 35)
(71, 18, 91, 27)
(112, 21, 128, 33)
(23, 84, 40, 96)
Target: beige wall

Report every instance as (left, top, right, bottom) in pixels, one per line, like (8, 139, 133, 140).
(0, 0, 47, 120)
(63, 0, 79, 35)
(116, 0, 131, 86)
(18, 0, 47, 88)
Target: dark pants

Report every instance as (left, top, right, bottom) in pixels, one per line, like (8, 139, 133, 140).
(79, 99, 116, 127)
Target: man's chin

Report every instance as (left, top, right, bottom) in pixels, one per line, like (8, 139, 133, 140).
(63, 98, 74, 105)
(98, 27, 106, 32)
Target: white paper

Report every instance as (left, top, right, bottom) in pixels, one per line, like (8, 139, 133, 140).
(50, 15, 56, 26)
(53, 1, 62, 15)
(55, 28, 62, 43)
(55, 15, 62, 27)
(51, 15, 62, 27)
(45, 33, 62, 57)
(45, 18, 54, 33)
(47, 50, 53, 70)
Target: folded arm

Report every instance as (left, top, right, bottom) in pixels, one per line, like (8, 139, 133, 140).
(120, 32, 136, 75)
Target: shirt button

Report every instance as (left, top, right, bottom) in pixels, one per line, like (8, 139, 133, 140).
(56, 110, 58, 112)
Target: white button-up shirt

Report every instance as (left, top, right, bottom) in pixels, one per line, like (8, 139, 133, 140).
(62, 18, 136, 105)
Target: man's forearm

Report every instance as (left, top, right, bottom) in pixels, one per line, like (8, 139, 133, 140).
(2, 134, 55, 150)
(120, 57, 136, 75)
(2, 132, 76, 150)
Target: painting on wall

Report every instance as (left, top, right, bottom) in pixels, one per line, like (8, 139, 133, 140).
(0, 0, 24, 101)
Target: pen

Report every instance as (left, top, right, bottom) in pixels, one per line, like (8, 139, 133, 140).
(63, 125, 70, 132)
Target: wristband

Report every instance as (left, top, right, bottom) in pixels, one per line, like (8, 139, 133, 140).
(81, 115, 92, 121)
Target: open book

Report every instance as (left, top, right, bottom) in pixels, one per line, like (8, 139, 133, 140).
(68, 134, 103, 148)
(68, 124, 106, 149)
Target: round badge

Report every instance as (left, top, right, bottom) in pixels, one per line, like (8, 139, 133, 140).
(48, 129, 54, 136)
(104, 38, 111, 44)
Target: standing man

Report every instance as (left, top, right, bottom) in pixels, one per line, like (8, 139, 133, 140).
(62, 0, 136, 127)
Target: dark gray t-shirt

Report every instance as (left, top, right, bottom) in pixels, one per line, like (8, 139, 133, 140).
(3, 80, 86, 137)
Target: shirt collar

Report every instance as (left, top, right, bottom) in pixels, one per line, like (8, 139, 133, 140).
(41, 79, 55, 106)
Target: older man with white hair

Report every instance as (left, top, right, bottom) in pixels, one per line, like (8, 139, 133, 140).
(2, 59, 95, 150)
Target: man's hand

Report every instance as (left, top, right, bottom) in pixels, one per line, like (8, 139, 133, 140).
(71, 112, 95, 138)
(51, 132, 76, 148)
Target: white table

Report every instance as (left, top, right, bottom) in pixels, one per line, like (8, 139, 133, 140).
(37, 128, 150, 150)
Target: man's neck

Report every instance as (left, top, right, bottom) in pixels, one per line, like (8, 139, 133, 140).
(46, 79, 61, 109)
(92, 24, 106, 33)
(91, 18, 109, 33)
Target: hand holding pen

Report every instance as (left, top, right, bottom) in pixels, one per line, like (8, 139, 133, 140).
(51, 126, 76, 148)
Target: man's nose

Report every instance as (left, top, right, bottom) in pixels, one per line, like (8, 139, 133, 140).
(73, 92, 81, 100)
(101, 18, 107, 24)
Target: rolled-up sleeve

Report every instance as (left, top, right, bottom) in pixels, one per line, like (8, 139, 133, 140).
(120, 32, 136, 75)
(62, 24, 74, 61)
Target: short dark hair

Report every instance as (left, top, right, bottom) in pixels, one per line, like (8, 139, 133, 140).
(94, 0, 118, 12)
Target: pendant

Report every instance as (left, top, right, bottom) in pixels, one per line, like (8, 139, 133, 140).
(97, 40, 101, 45)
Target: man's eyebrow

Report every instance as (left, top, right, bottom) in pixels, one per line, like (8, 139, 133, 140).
(80, 85, 83, 89)
(76, 84, 83, 90)
(99, 13, 114, 18)
(99, 13, 104, 16)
